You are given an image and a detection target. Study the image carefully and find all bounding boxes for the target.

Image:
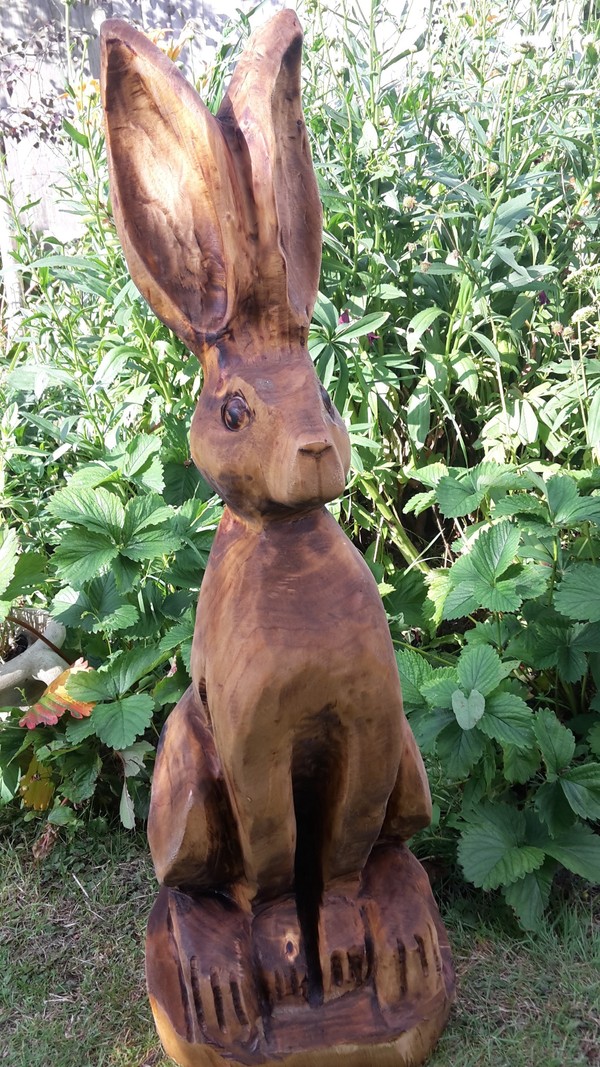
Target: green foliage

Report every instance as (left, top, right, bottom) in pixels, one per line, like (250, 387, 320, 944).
(398, 466, 600, 928)
(1, 0, 600, 930)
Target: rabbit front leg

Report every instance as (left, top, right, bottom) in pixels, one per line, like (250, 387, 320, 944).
(148, 690, 263, 1060)
(148, 686, 243, 889)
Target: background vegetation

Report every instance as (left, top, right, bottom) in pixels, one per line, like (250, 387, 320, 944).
(1, 0, 600, 938)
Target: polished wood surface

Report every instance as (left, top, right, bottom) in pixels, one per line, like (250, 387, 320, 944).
(101, 11, 455, 1065)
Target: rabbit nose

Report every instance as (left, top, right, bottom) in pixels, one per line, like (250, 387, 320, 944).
(298, 440, 332, 456)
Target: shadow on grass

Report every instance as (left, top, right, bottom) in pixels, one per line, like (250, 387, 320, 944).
(1, 816, 598, 1067)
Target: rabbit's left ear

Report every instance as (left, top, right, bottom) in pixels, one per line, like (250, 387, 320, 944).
(101, 21, 251, 353)
(217, 10, 323, 326)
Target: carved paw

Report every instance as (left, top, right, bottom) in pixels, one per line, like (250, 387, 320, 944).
(188, 957, 257, 1048)
(373, 917, 443, 1009)
(147, 888, 261, 1057)
(360, 845, 447, 1021)
(318, 882, 369, 1000)
(253, 897, 309, 1010)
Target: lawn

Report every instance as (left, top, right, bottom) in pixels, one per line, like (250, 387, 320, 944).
(1, 823, 598, 1067)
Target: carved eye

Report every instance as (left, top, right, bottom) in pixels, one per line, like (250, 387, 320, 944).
(221, 393, 251, 431)
(320, 385, 335, 418)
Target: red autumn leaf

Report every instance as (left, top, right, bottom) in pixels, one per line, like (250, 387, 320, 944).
(19, 703, 61, 729)
(19, 659, 95, 729)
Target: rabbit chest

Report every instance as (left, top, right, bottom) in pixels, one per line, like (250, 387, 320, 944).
(188, 505, 406, 890)
(192, 505, 404, 759)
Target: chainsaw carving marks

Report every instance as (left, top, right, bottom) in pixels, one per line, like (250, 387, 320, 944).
(100, 11, 455, 1067)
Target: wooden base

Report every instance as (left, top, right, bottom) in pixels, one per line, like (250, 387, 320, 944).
(146, 846, 455, 1067)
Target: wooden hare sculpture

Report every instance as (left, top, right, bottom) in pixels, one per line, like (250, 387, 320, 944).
(101, 11, 455, 1066)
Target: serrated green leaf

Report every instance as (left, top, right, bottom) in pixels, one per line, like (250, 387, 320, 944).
(408, 706, 455, 751)
(534, 781, 577, 836)
(546, 474, 600, 526)
(48, 805, 78, 826)
(106, 645, 171, 698)
(556, 643, 588, 684)
(421, 668, 459, 710)
(437, 473, 483, 518)
(444, 523, 523, 619)
(559, 763, 600, 820)
(64, 716, 97, 743)
(402, 490, 436, 516)
(514, 561, 551, 601)
(112, 555, 141, 594)
(162, 461, 204, 506)
(533, 708, 576, 777)
(466, 522, 521, 584)
(60, 753, 102, 803)
(47, 486, 124, 538)
(65, 462, 115, 491)
(477, 691, 534, 748)
(540, 822, 600, 882)
(441, 578, 480, 620)
(515, 620, 591, 682)
(555, 564, 600, 623)
(153, 673, 188, 711)
(503, 861, 555, 931)
(52, 530, 118, 587)
(437, 720, 486, 778)
(385, 568, 431, 631)
(483, 578, 523, 612)
(395, 649, 434, 708)
(426, 568, 451, 627)
(413, 462, 449, 490)
(547, 475, 579, 524)
(159, 612, 196, 655)
(51, 574, 138, 634)
(3, 551, 47, 601)
(122, 495, 174, 536)
(457, 644, 510, 696)
(0, 526, 19, 597)
(120, 527, 182, 562)
(452, 689, 486, 730)
(119, 434, 161, 477)
(459, 823, 545, 890)
(91, 694, 154, 749)
(503, 743, 541, 784)
(101, 604, 140, 633)
(66, 670, 115, 703)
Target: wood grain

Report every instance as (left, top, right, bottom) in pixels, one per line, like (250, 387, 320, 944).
(101, 10, 455, 1066)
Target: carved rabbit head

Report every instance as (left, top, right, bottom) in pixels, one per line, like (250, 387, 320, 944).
(101, 12, 350, 521)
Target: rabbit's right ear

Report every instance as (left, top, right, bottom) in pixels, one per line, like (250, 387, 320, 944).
(101, 22, 250, 354)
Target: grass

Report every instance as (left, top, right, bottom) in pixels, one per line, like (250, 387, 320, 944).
(1, 820, 598, 1067)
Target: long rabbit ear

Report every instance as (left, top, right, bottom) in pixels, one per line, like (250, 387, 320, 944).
(217, 10, 323, 326)
(100, 21, 251, 353)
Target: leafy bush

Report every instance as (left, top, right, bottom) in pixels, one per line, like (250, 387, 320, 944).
(397, 465, 600, 927)
(1, 0, 600, 926)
